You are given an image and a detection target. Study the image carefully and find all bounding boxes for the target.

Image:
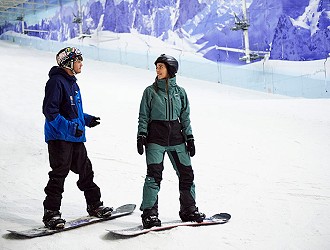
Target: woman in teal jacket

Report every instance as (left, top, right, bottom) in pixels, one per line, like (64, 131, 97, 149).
(137, 54, 205, 229)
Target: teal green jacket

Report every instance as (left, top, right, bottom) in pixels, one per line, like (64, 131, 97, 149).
(138, 77, 193, 146)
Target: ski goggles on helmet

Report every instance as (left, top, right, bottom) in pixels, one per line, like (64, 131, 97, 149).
(56, 47, 83, 67)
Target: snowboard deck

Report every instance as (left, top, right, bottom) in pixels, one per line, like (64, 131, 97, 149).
(108, 212, 231, 237)
(8, 203, 136, 238)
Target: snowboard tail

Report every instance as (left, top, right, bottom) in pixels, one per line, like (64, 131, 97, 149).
(109, 212, 231, 237)
(8, 204, 136, 238)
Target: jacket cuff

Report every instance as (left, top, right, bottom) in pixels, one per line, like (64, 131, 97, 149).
(84, 114, 92, 128)
(138, 132, 147, 137)
(186, 134, 194, 141)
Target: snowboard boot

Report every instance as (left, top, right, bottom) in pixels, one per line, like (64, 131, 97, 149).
(87, 201, 113, 218)
(141, 208, 161, 229)
(179, 206, 206, 223)
(43, 209, 66, 230)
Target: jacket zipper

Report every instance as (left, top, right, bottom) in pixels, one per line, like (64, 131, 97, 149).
(71, 86, 79, 117)
(170, 98, 174, 120)
(164, 97, 168, 120)
(165, 95, 172, 146)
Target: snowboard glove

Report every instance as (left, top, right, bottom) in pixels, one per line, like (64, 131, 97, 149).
(186, 135, 195, 157)
(75, 124, 83, 137)
(137, 134, 147, 155)
(89, 116, 100, 127)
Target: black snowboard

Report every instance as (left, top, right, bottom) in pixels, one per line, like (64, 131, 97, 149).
(108, 212, 231, 237)
(8, 203, 136, 238)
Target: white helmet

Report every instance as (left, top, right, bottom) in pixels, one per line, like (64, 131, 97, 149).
(56, 47, 83, 73)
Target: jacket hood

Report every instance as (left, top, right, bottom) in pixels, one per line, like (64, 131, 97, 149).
(155, 77, 177, 91)
(49, 66, 77, 83)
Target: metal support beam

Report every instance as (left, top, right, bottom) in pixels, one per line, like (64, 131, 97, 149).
(0, 0, 66, 25)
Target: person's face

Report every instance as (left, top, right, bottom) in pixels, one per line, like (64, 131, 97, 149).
(73, 58, 83, 74)
(156, 63, 168, 79)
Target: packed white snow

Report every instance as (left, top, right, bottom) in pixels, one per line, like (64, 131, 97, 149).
(1, 40, 330, 249)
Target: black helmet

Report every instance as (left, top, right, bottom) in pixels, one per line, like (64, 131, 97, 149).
(154, 54, 178, 78)
(56, 47, 83, 72)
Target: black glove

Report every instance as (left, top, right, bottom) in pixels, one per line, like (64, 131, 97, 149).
(186, 136, 195, 157)
(75, 124, 83, 137)
(137, 135, 147, 155)
(89, 116, 100, 127)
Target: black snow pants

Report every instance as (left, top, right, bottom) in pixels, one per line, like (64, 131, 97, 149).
(43, 140, 101, 211)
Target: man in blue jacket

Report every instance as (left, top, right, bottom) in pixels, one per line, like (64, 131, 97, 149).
(42, 47, 112, 229)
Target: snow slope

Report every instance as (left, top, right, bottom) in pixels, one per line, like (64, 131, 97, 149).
(1, 40, 330, 249)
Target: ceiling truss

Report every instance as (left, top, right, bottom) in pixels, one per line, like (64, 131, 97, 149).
(0, 0, 71, 26)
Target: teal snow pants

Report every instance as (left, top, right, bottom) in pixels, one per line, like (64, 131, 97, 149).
(140, 143, 196, 213)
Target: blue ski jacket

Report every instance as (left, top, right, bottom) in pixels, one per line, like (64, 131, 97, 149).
(42, 66, 93, 143)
